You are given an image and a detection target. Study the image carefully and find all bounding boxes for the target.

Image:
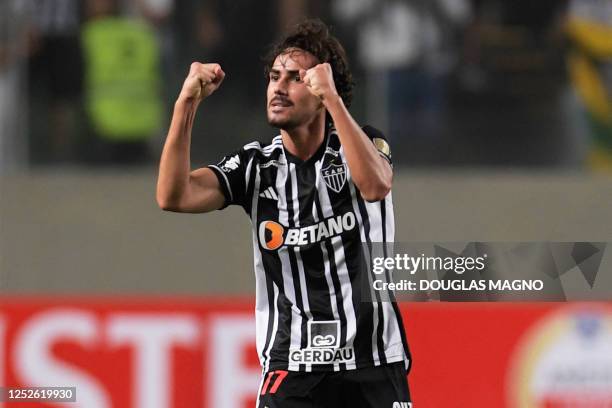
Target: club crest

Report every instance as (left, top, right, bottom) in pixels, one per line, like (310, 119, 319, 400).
(321, 163, 347, 193)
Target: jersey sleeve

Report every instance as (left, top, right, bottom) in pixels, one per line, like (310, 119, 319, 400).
(362, 125, 393, 166)
(207, 149, 248, 210)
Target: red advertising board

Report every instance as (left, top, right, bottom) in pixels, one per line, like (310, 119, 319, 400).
(1, 298, 611, 407)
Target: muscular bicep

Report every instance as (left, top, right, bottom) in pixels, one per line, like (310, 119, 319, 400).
(171, 168, 225, 213)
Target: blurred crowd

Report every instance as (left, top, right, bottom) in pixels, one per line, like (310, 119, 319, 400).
(1, 0, 611, 170)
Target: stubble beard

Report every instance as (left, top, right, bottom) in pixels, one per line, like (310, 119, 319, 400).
(267, 109, 304, 131)
(267, 116, 300, 131)
(267, 104, 323, 131)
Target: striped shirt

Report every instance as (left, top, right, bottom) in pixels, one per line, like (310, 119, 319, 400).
(209, 125, 410, 372)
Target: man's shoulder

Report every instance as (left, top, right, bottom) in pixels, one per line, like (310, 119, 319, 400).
(238, 135, 284, 159)
(361, 125, 387, 140)
(329, 124, 387, 140)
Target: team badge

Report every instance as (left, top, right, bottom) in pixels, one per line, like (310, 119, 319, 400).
(321, 163, 347, 193)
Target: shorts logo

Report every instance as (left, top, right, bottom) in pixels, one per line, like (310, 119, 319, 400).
(258, 212, 356, 251)
(392, 403, 412, 408)
(322, 163, 347, 193)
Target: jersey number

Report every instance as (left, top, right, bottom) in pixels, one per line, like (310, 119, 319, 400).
(260, 370, 288, 395)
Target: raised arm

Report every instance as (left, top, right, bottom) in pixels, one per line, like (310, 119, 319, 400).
(156, 62, 226, 213)
(301, 64, 392, 202)
(324, 96, 392, 202)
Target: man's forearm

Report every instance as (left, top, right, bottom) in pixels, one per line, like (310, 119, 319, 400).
(156, 98, 199, 209)
(325, 96, 392, 201)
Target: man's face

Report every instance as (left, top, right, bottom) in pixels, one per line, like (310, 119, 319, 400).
(266, 49, 323, 130)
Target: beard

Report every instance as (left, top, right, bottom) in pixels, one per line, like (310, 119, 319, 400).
(266, 106, 307, 130)
(267, 114, 301, 130)
(266, 103, 323, 131)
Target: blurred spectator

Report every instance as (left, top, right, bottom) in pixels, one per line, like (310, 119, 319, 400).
(565, 0, 612, 170)
(0, 0, 29, 171)
(26, 0, 84, 164)
(3, 0, 590, 168)
(124, 0, 174, 24)
(333, 0, 472, 143)
(81, 0, 164, 164)
(444, 0, 571, 166)
(122, 0, 176, 100)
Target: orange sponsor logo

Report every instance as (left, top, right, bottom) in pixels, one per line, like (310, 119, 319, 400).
(259, 221, 285, 250)
(258, 212, 356, 251)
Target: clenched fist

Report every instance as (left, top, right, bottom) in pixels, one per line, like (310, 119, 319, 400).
(299, 63, 339, 103)
(179, 62, 225, 104)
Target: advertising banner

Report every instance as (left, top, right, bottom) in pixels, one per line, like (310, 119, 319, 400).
(1, 298, 611, 407)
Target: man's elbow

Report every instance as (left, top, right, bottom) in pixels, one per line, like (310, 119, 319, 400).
(156, 194, 181, 212)
(361, 179, 392, 202)
(157, 199, 175, 212)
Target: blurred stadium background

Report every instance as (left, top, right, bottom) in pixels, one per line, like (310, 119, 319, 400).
(1, 0, 611, 407)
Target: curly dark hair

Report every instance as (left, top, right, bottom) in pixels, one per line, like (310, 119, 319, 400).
(264, 19, 354, 108)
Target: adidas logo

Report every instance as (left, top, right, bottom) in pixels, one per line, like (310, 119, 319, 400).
(259, 187, 278, 200)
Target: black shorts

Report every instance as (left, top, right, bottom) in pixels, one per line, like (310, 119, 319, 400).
(257, 362, 411, 408)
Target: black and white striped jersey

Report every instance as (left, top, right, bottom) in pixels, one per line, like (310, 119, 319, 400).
(208, 125, 410, 373)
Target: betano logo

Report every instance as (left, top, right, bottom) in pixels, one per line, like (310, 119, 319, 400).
(258, 212, 356, 250)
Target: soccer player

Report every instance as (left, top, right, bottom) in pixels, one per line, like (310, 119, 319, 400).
(157, 19, 411, 407)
